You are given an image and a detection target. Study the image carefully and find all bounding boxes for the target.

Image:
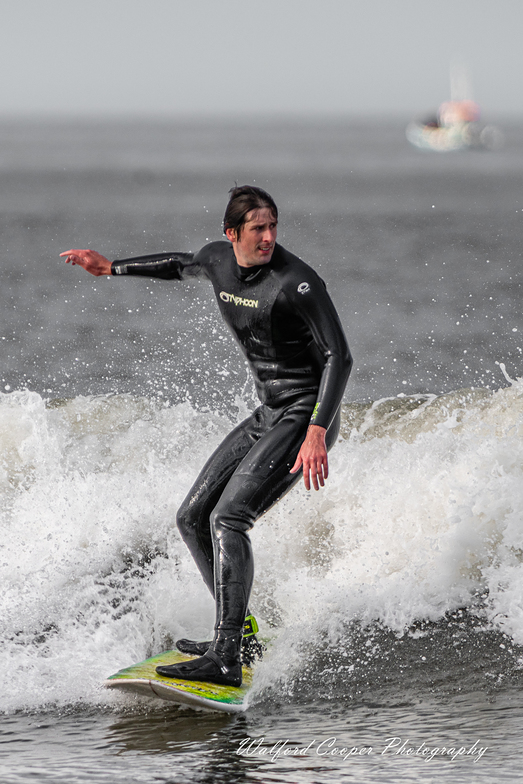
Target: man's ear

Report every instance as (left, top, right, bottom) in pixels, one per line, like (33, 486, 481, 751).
(225, 227, 237, 243)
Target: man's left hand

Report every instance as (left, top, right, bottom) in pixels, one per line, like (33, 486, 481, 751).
(290, 424, 328, 491)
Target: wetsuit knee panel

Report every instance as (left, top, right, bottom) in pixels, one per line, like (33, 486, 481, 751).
(176, 500, 200, 540)
(210, 506, 254, 539)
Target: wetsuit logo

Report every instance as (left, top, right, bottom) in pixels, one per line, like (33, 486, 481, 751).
(297, 282, 311, 294)
(220, 291, 259, 308)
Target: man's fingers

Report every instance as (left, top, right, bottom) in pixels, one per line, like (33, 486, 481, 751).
(301, 459, 317, 491)
(312, 461, 325, 491)
(302, 465, 311, 491)
(60, 250, 82, 260)
(304, 459, 327, 491)
(290, 455, 303, 475)
(60, 249, 112, 276)
(60, 250, 84, 266)
(291, 445, 328, 491)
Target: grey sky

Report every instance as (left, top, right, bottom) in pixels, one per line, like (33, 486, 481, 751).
(1, 0, 521, 118)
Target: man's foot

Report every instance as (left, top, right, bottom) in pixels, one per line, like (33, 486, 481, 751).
(156, 650, 242, 687)
(176, 614, 264, 666)
(176, 633, 265, 666)
(174, 638, 211, 657)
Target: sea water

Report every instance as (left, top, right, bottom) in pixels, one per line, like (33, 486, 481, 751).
(1, 118, 523, 783)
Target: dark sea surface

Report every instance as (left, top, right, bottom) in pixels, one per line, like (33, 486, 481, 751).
(1, 117, 523, 783)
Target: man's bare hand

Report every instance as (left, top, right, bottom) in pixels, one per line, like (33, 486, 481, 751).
(60, 249, 112, 276)
(290, 424, 329, 491)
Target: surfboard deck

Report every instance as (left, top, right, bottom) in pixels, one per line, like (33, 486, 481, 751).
(105, 649, 253, 713)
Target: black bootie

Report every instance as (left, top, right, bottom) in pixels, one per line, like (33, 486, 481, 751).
(156, 649, 242, 687)
(176, 615, 264, 665)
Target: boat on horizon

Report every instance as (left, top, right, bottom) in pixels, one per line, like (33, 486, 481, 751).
(406, 64, 502, 152)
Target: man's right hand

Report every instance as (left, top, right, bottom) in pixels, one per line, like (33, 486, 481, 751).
(60, 249, 112, 276)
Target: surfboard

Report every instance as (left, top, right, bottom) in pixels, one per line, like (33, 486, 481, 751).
(105, 649, 253, 713)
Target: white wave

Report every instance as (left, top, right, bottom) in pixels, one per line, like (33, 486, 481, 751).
(1, 379, 522, 711)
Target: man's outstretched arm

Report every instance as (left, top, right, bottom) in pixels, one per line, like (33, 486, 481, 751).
(61, 249, 198, 280)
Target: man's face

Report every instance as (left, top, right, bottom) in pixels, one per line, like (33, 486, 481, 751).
(226, 207, 278, 268)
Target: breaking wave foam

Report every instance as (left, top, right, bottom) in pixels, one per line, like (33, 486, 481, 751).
(1, 374, 523, 712)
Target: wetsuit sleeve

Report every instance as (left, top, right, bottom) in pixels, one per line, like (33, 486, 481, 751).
(111, 252, 200, 280)
(284, 272, 353, 429)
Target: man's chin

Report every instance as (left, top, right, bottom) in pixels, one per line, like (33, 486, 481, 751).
(256, 250, 274, 264)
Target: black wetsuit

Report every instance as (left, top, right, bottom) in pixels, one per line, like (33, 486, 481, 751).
(112, 241, 352, 682)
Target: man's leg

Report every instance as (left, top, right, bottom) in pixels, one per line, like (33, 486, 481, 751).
(158, 397, 340, 685)
(173, 408, 268, 664)
(210, 398, 340, 667)
(175, 407, 267, 595)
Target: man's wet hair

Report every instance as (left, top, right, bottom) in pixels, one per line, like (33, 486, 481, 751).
(223, 185, 278, 239)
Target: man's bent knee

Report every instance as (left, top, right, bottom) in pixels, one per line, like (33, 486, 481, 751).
(176, 500, 198, 543)
(210, 508, 253, 539)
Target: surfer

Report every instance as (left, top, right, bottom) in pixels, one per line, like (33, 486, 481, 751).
(61, 185, 352, 687)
